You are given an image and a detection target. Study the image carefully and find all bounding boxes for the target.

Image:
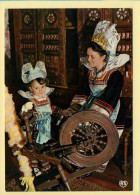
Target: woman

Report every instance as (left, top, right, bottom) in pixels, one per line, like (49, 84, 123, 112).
(62, 20, 130, 172)
(80, 41, 125, 127)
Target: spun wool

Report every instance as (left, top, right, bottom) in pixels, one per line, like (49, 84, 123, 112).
(5, 85, 35, 191)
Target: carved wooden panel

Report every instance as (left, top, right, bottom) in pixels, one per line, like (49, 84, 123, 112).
(113, 8, 132, 97)
(20, 9, 38, 65)
(85, 8, 102, 22)
(37, 9, 66, 86)
(12, 9, 38, 80)
(117, 30, 132, 55)
(112, 8, 132, 27)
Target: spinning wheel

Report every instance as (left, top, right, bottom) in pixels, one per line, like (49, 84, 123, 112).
(20, 110, 120, 191)
(59, 111, 119, 167)
(5, 86, 122, 191)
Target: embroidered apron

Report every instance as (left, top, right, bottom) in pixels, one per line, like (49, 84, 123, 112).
(30, 99, 52, 144)
(81, 79, 120, 123)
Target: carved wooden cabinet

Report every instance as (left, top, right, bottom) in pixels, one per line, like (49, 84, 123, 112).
(9, 8, 132, 107)
(10, 9, 78, 86)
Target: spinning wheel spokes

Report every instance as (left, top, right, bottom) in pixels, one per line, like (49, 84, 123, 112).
(59, 111, 119, 167)
(71, 122, 107, 156)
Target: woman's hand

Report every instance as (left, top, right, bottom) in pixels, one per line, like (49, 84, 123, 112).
(62, 104, 81, 117)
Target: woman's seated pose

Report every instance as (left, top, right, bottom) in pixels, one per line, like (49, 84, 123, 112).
(62, 20, 130, 173)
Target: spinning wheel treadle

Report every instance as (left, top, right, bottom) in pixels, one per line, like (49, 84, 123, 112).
(59, 111, 119, 167)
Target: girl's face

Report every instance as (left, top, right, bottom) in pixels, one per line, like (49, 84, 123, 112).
(87, 48, 106, 71)
(29, 80, 46, 98)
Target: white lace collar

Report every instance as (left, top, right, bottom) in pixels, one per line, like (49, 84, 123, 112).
(82, 54, 130, 71)
(18, 87, 54, 99)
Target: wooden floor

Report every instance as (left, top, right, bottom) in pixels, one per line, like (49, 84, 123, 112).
(84, 159, 133, 191)
(5, 147, 133, 191)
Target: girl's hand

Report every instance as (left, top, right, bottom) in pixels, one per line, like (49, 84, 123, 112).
(21, 102, 33, 113)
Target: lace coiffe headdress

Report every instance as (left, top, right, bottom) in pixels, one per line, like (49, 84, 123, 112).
(18, 61, 55, 98)
(22, 61, 47, 83)
(81, 20, 130, 70)
(91, 20, 120, 52)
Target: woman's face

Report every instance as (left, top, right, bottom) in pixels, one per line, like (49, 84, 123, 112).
(29, 79, 46, 98)
(87, 48, 106, 71)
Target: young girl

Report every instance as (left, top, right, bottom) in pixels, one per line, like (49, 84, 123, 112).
(18, 61, 54, 176)
(18, 61, 54, 145)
